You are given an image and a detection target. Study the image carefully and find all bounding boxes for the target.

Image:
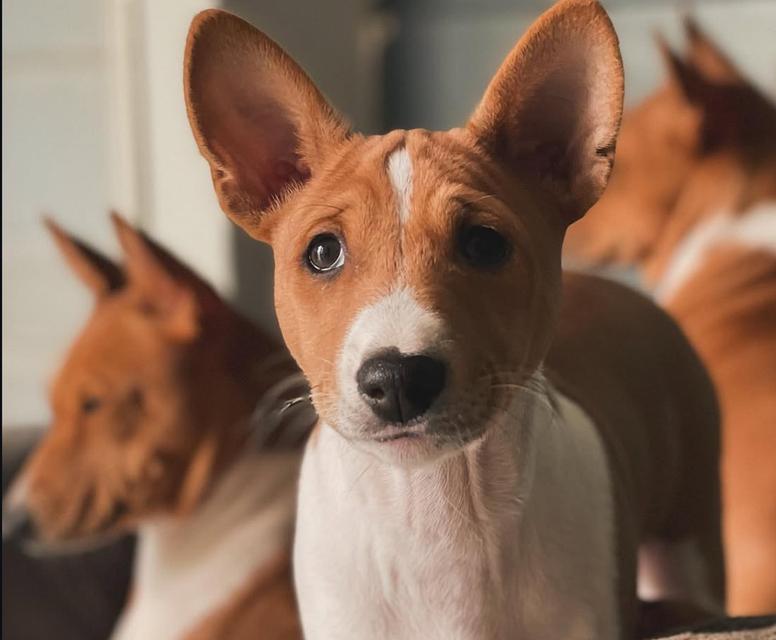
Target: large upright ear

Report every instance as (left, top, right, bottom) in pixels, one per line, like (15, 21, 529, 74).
(467, 0, 623, 223)
(111, 212, 206, 340)
(44, 218, 125, 296)
(683, 16, 743, 84)
(655, 34, 707, 104)
(184, 10, 350, 240)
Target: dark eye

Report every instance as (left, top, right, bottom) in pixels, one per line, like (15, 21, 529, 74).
(457, 225, 510, 268)
(81, 396, 102, 414)
(306, 234, 345, 273)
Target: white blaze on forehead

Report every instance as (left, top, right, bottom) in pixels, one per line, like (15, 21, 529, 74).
(337, 287, 446, 390)
(387, 147, 413, 224)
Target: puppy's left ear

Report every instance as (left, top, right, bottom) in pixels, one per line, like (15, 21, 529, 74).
(467, 0, 623, 224)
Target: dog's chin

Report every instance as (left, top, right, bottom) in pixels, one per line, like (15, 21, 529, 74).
(333, 407, 492, 469)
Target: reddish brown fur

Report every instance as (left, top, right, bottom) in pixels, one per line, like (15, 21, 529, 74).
(564, 18, 776, 614)
(14, 215, 303, 638)
(185, 2, 724, 635)
(669, 246, 776, 614)
(549, 273, 724, 632)
(184, 553, 301, 640)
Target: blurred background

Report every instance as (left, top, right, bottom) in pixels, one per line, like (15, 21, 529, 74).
(3, 0, 776, 429)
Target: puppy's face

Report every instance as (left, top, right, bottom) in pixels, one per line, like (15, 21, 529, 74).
(267, 130, 562, 464)
(185, 0, 624, 465)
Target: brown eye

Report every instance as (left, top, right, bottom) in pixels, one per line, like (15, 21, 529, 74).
(306, 234, 345, 273)
(457, 225, 510, 269)
(81, 396, 102, 414)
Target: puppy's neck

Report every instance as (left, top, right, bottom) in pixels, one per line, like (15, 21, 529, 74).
(295, 381, 617, 639)
(113, 448, 300, 640)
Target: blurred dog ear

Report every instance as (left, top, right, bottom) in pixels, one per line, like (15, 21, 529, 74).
(467, 0, 624, 224)
(44, 217, 125, 297)
(184, 9, 351, 242)
(111, 212, 204, 341)
(683, 16, 743, 84)
(655, 33, 709, 105)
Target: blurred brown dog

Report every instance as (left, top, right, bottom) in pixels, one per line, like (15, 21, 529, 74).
(566, 19, 776, 615)
(4, 214, 313, 639)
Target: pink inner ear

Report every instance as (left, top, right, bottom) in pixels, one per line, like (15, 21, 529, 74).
(204, 80, 312, 212)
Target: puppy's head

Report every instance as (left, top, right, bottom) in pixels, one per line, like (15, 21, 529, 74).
(6, 215, 260, 545)
(185, 0, 623, 465)
(565, 17, 776, 270)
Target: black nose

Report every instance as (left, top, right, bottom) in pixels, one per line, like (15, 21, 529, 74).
(356, 351, 447, 424)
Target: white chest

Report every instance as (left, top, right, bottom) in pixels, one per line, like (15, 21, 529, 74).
(293, 390, 618, 640)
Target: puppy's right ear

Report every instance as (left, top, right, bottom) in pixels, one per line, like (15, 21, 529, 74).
(184, 10, 350, 241)
(44, 218, 125, 296)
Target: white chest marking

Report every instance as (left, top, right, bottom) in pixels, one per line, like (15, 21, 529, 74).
(387, 147, 413, 224)
(111, 451, 299, 640)
(294, 383, 617, 640)
(656, 202, 776, 302)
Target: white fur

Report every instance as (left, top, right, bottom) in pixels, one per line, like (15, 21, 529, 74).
(111, 449, 300, 640)
(387, 147, 413, 224)
(656, 201, 776, 302)
(638, 539, 720, 613)
(335, 287, 448, 438)
(294, 381, 618, 640)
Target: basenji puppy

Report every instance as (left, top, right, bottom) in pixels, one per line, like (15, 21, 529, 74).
(184, 1, 725, 637)
(4, 214, 314, 639)
(565, 18, 776, 615)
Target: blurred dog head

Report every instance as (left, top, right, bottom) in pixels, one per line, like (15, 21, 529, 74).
(565, 17, 776, 276)
(4, 214, 283, 547)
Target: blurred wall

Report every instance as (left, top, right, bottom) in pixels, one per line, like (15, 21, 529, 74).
(3, 0, 114, 427)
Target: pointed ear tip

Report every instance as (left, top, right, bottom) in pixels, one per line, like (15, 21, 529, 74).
(109, 212, 142, 250)
(682, 13, 701, 37)
(109, 210, 129, 233)
(190, 8, 228, 30)
(42, 215, 67, 240)
(186, 9, 229, 58)
(653, 30, 682, 65)
(188, 8, 252, 43)
(560, 0, 613, 22)
(109, 209, 127, 226)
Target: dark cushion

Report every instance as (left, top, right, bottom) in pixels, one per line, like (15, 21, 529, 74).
(2, 426, 135, 640)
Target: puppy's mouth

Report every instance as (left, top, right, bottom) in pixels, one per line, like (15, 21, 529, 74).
(374, 430, 423, 443)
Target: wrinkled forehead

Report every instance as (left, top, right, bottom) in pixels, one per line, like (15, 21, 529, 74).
(275, 128, 532, 255)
